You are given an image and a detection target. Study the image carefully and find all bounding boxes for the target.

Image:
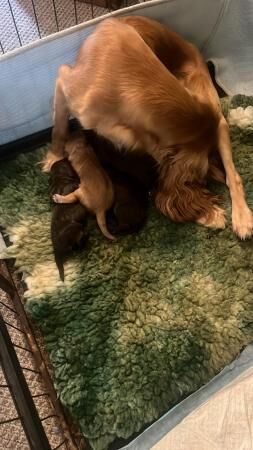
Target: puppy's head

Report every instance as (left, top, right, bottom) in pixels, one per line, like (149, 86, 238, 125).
(50, 158, 76, 177)
(49, 158, 80, 197)
(107, 199, 147, 235)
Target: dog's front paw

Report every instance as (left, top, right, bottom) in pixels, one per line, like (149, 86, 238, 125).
(232, 206, 253, 239)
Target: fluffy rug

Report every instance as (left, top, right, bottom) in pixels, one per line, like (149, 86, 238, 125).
(0, 95, 253, 450)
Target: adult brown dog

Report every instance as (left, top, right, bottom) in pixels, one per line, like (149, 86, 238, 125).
(43, 16, 253, 239)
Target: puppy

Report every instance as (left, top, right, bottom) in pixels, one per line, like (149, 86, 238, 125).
(81, 130, 156, 235)
(53, 134, 115, 240)
(84, 129, 157, 191)
(49, 158, 89, 281)
(105, 165, 150, 235)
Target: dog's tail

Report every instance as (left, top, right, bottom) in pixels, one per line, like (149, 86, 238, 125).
(96, 211, 115, 240)
(55, 253, 65, 282)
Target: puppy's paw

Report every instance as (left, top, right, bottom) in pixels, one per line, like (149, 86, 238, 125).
(197, 206, 226, 229)
(53, 194, 64, 204)
(232, 206, 253, 239)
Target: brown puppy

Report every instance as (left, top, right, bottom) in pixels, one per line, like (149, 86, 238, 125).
(45, 16, 253, 239)
(49, 158, 89, 281)
(84, 129, 157, 191)
(53, 134, 115, 240)
(105, 165, 150, 235)
(83, 130, 155, 234)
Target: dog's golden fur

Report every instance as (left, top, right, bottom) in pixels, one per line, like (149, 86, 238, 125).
(45, 16, 253, 238)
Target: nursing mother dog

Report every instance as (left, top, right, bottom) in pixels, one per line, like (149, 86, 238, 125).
(43, 16, 253, 239)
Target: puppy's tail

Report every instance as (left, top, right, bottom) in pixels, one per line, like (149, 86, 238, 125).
(55, 254, 65, 282)
(96, 211, 115, 240)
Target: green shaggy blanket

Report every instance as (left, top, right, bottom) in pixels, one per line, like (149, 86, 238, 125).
(0, 95, 253, 450)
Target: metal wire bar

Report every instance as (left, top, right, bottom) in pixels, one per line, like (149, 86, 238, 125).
(41, 414, 58, 421)
(30, 0, 41, 39)
(0, 262, 80, 449)
(52, 0, 60, 32)
(53, 440, 67, 450)
(13, 343, 33, 353)
(5, 321, 25, 333)
(32, 392, 50, 398)
(91, 0, 94, 19)
(0, 416, 20, 425)
(0, 384, 9, 388)
(21, 366, 40, 374)
(7, 0, 22, 47)
(0, 274, 15, 298)
(0, 40, 4, 54)
(0, 314, 51, 450)
(74, 0, 78, 24)
(0, 300, 18, 314)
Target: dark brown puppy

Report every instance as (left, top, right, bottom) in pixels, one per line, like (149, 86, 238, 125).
(106, 166, 150, 235)
(84, 129, 157, 191)
(49, 158, 89, 281)
(83, 130, 157, 235)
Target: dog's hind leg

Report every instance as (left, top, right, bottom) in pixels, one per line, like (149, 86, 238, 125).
(155, 147, 225, 229)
